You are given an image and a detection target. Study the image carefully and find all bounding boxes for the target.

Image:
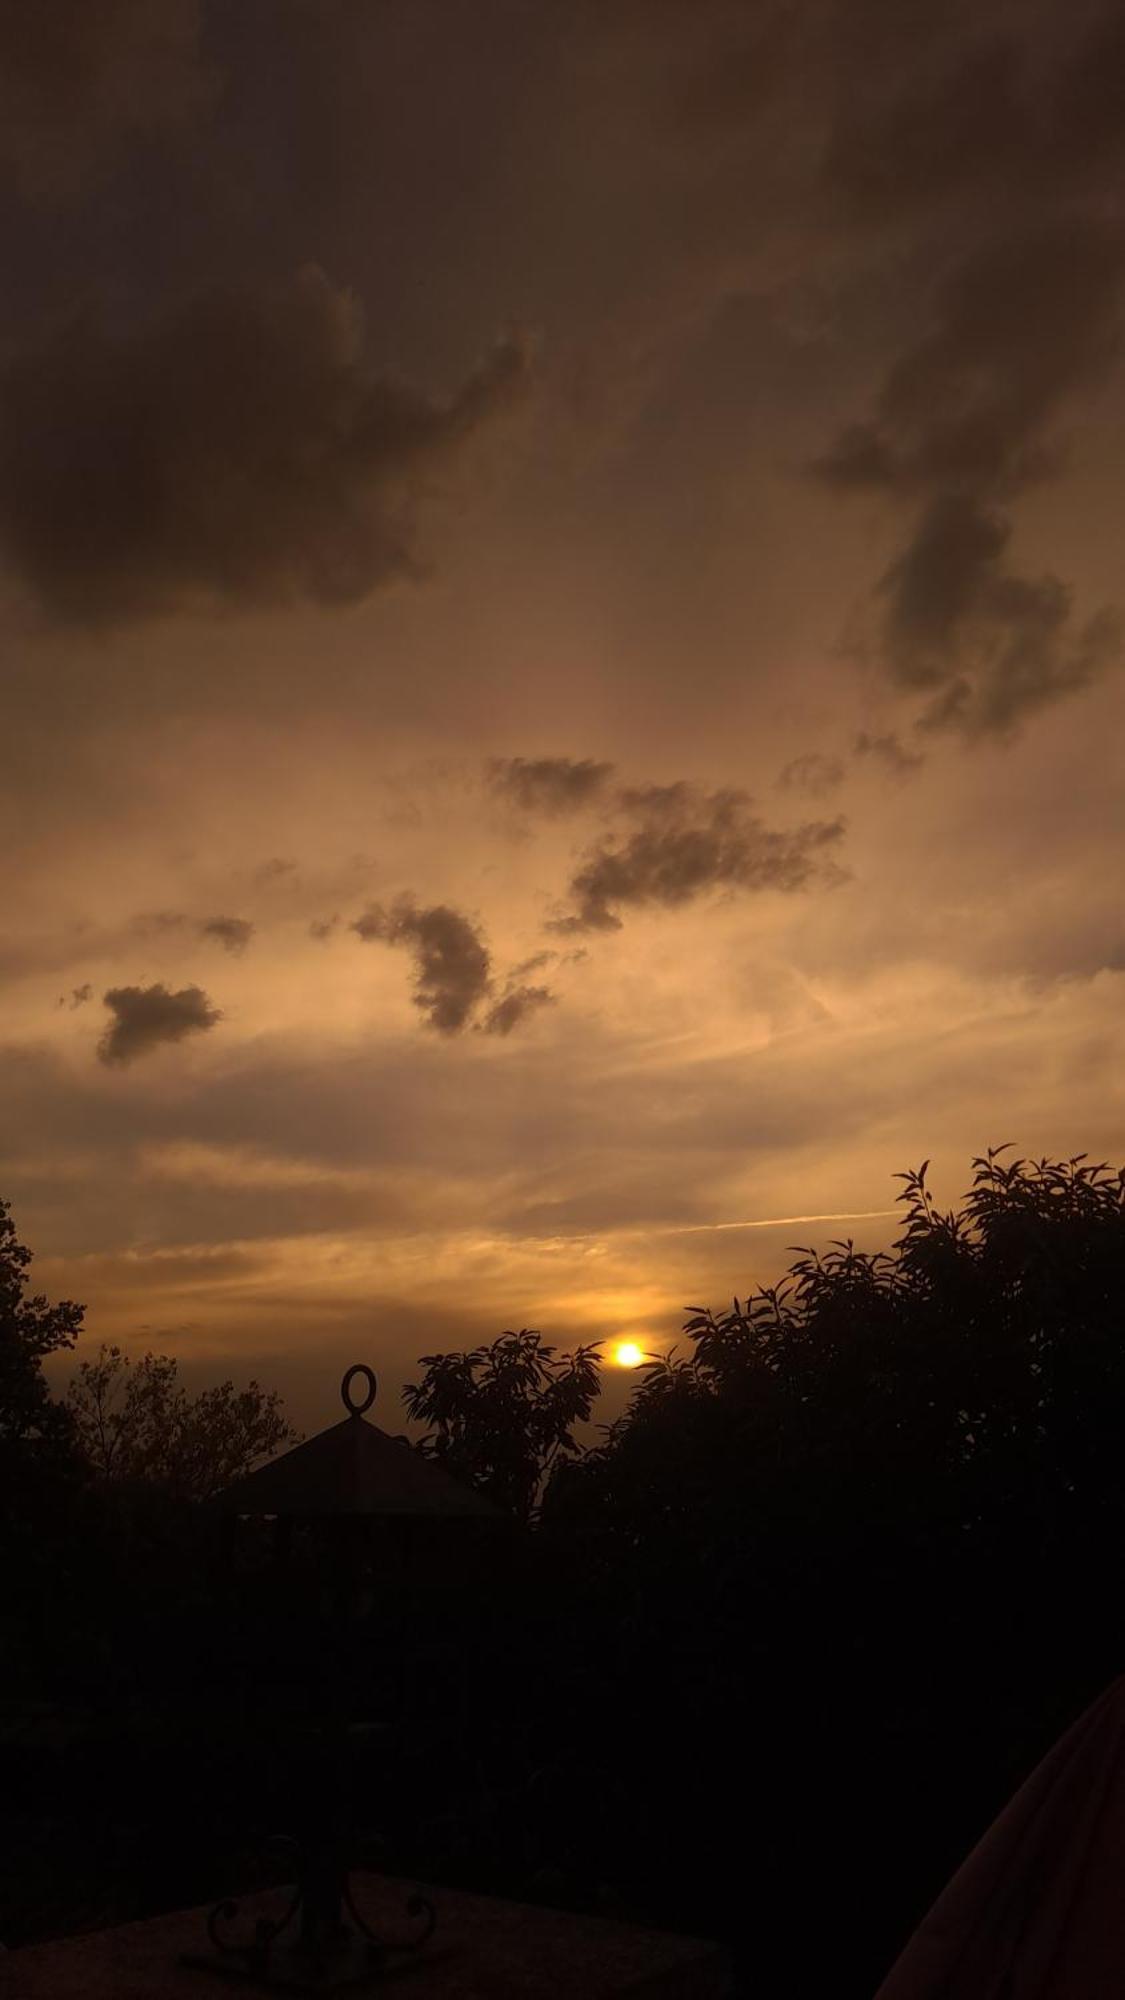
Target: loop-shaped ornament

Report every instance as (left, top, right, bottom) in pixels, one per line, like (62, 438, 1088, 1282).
(341, 1363, 377, 1415)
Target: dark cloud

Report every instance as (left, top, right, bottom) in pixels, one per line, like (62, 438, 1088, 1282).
(819, 13, 1125, 742)
(487, 756, 615, 816)
(826, 35, 1037, 225)
(0, 267, 529, 624)
(880, 493, 1119, 735)
(481, 984, 555, 1037)
(309, 916, 340, 942)
(853, 731, 923, 778)
(352, 897, 492, 1035)
(878, 493, 1007, 675)
(818, 220, 1124, 733)
(777, 752, 845, 797)
(549, 784, 846, 934)
(819, 224, 1123, 502)
(199, 915, 253, 955)
(826, 11, 1125, 226)
(351, 900, 558, 1038)
(98, 982, 221, 1066)
(0, 0, 210, 198)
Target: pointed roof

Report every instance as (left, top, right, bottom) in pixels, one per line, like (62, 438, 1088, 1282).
(876, 1675, 1125, 1997)
(214, 1364, 502, 1520)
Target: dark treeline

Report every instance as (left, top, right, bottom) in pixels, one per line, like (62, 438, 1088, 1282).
(3, 1148, 1125, 1995)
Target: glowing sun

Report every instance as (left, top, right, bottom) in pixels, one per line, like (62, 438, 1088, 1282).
(613, 1340, 645, 1368)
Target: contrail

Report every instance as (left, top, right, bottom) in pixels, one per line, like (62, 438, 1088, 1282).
(663, 1207, 900, 1236)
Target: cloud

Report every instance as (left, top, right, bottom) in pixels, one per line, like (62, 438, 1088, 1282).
(487, 756, 615, 815)
(548, 784, 846, 934)
(0, 266, 530, 624)
(852, 732, 923, 778)
(508, 950, 558, 979)
(481, 984, 555, 1037)
(69, 982, 93, 1008)
(826, 13, 1125, 227)
(98, 982, 221, 1065)
(254, 858, 298, 887)
(817, 219, 1124, 733)
(309, 916, 340, 942)
(351, 899, 558, 1038)
(818, 223, 1123, 503)
(199, 915, 253, 955)
(879, 493, 1119, 735)
(352, 897, 492, 1035)
(777, 752, 845, 797)
(0, 0, 211, 199)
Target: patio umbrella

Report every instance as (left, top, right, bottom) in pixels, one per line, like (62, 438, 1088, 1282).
(876, 1675, 1125, 1998)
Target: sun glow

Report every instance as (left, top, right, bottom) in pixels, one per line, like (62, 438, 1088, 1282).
(613, 1340, 645, 1368)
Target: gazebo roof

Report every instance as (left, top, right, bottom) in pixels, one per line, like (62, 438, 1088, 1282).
(214, 1364, 502, 1521)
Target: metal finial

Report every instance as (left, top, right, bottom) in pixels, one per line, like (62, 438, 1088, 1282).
(341, 1363, 377, 1416)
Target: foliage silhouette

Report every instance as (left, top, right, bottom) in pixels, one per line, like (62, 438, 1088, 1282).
(67, 1343, 299, 1501)
(403, 1328, 602, 1519)
(530, 1149, 1125, 1992)
(553, 1147, 1125, 1559)
(0, 1196, 83, 1521)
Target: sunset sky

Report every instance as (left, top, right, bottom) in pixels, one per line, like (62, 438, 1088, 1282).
(5, 0, 1124, 1429)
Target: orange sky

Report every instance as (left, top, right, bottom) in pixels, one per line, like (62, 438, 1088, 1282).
(4, 1, 1124, 1432)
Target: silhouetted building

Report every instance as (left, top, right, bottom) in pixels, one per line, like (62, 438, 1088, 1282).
(212, 1363, 512, 1722)
(215, 1361, 500, 1523)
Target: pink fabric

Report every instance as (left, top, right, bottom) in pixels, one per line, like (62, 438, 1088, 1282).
(875, 1678, 1125, 1998)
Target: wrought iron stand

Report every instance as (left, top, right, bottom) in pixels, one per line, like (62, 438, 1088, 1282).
(183, 1832, 434, 1992)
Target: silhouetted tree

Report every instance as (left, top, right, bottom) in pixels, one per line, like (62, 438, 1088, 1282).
(0, 1196, 83, 1518)
(67, 1343, 299, 1501)
(524, 1152, 1125, 1995)
(572, 1147, 1125, 1574)
(403, 1328, 602, 1518)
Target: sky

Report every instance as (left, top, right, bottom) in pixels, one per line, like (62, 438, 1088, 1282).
(4, 0, 1124, 1431)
